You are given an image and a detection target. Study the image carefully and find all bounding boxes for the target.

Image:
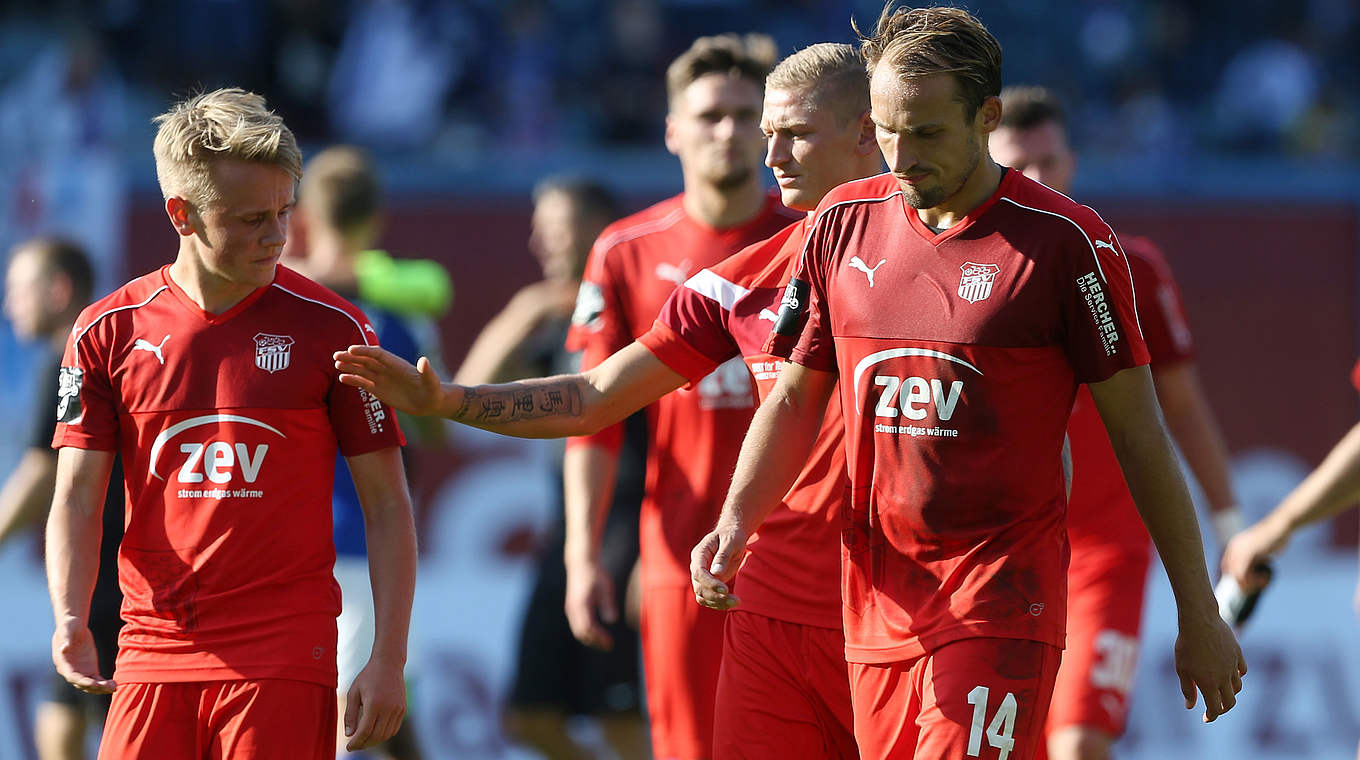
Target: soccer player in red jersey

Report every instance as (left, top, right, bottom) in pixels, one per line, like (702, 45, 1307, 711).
(562, 34, 796, 759)
(45, 88, 416, 760)
(690, 6, 1246, 759)
(989, 86, 1244, 760)
(334, 42, 882, 760)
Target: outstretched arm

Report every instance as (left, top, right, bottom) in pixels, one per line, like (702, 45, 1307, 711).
(336, 341, 686, 438)
(45, 447, 115, 694)
(1223, 420, 1360, 588)
(691, 362, 835, 610)
(1089, 365, 1245, 723)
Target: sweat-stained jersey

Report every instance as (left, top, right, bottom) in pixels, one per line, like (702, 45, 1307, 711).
(1065, 236, 1196, 550)
(566, 191, 800, 590)
(638, 217, 845, 629)
(774, 170, 1149, 664)
(53, 264, 404, 687)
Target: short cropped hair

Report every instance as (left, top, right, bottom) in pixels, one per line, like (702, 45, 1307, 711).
(300, 145, 380, 235)
(999, 85, 1067, 131)
(15, 237, 93, 306)
(766, 43, 870, 125)
(856, 4, 1003, 120)
(532, 175, 620, 224)
(666, 33, 777, 107)
(153, 87, 302, 207)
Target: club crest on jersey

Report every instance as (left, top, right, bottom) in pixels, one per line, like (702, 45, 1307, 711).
(958, 262, 1000, 304)
(253, 333, 294, 373)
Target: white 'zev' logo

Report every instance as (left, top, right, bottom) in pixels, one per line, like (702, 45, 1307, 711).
(254, 333, 294, 373)
(958, 262, 1000, 303)
(132, 335, 170, 365)
(848, 256, 886, 287)
(147, 414, 286, 482)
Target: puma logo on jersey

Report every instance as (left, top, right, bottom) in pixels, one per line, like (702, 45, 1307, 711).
(132, 335, 170, 365)
(848, 256, 886, 287)
(656, 260, 694, 286)
(1094, 238, 1119, 254)
(758, 308, 778, 322)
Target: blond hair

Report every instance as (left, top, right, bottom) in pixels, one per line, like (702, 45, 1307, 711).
(856, 4, 1002, 119)
(766, 43, 869, 125)
(153, 88, 302, 206)
(666, 33, 777, 107)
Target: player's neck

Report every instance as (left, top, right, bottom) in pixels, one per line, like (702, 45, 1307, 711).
(682, 176, 767, 229)
(46, 319, 76, 351)
(916, 159, 1003, 231)
(168, 255, 261, 315)
(300, 232, 361, 293)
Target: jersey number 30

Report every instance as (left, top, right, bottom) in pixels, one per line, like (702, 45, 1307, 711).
(966, 685, 1017, 760)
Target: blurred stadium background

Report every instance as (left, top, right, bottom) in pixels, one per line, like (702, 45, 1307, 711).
(0, 1, 1357, 758)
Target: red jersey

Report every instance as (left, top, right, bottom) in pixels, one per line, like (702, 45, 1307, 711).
(53, 265, 404, 687)
(777, 171, 1149, 663)
(1066, 236, 1196, 551)
(639, 218, 845, 629)
(567, 192, 798, 590)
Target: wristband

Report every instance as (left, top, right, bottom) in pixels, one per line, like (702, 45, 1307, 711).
(1210, 506, 1246, 546)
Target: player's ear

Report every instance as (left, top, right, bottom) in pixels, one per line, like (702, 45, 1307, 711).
(165, 197, 195, 238)
(977, 95, 1003, 134)
(664, 112, 681, 157)
(855, 109, 877, 156)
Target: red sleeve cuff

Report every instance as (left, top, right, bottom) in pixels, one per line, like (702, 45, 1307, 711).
(565, 421, 624, 456)
(638, 321, 722, 391)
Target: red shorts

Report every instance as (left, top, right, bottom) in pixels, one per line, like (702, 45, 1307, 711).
(712, 610, 857, 760)
(850, 638, 1060, 760)
(1045, 544, 1150, 739)
(97, 679, 336, 759)
(641, 584, 727, 759)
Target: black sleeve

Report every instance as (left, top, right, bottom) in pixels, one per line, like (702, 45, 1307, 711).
(28, 357, 62, 452)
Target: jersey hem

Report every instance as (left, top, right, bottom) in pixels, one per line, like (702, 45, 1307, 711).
(113, 663, 337, 689)
(845, 624, 1065, 664)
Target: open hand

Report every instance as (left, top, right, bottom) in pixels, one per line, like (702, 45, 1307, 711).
(334, 346, 446, 416)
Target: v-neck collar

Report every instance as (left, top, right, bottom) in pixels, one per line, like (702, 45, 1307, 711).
(162, 265, 275, 325)
(902, 168, 1014, 247)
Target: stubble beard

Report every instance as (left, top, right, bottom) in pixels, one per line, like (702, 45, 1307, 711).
(903, 134, 982, 212)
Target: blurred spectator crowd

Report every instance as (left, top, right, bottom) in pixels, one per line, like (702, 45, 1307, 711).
(1, 0, 1355, 163)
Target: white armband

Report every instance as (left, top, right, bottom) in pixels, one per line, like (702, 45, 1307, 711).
(1210, 506, 1246, 546)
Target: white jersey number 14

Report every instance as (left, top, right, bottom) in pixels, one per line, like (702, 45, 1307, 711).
(966, 685, 1018, 760)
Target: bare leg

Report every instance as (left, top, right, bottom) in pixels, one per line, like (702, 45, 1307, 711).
(598, 712, 652, 759)
(36, 702, 87, 760)
(504, 707, 592, 760)
(1047, 725, 1114, 760)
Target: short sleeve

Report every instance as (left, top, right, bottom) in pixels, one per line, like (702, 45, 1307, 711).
(782, 221, 838, 372)
(566, 240, 631, 370)
(329, 309, 406, 457)
(639, 274, 741, 388)
(1064, 226, 1151, 384)
(1122, 237, 1195, 367)
(52, 323, 120, 451)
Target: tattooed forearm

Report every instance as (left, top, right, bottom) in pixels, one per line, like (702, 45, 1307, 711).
(454, 380, 584, 427)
